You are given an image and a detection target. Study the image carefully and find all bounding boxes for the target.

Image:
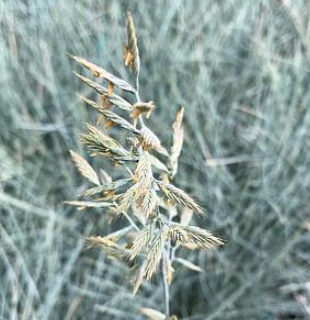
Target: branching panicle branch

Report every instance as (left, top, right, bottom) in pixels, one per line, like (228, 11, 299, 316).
(67, 11, 223, 319)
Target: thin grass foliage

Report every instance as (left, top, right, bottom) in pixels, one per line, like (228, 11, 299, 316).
(1, 0, 310, 319)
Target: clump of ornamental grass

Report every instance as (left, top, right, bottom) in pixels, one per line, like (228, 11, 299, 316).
(66, 12, 223, 319)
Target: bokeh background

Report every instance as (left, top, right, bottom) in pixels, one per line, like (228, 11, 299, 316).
(1, 0, 310, 319)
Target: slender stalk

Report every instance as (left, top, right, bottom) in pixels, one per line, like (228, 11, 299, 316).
(160, 206, 174, 319)
(135, 69, 141, 102)
(123, 211, 140, 231)
(136, 65, 169, 316)
(135, 68, 146, 127)
(161, 248, 170, 318)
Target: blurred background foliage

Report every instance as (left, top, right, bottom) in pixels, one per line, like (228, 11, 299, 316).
(1, 0, 310, 319)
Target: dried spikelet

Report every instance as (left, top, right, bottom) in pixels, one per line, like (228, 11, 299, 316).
(132, 153, 156, 218)
(79, 94, 111, 115)
(131, 101, 155, 119)
(78, 95, 139, 133)
(73, 73, 132, 111)
(104, 93, 133, 111)
(73, 72, 107, 95)
(117, 184, 138, 214)
(157, 181, 203, 214)
(101, 110, 140, 134)
(69, 54, 136, 93)
(129, 224, 154, 260)
(142, 188, 158, 218)
(169, 107, 184, 179)
(167, 225, 223, 249)
(124, 12, 140, 74)
(80, 123, 129, 158)
(140, 126, 167, 154)
(134, 152, 153, 187)
(69, 150, 100, 186)
(145, 233, 163, 280)
(78, 94, 100, 109)
(133, 260, 147, 295)
(98, 193, 123, 203)
(87, 235, 116, 247)
(81, 179, 132, 197)
(68, 53, 104, 77)
(87, 236, 129, 260)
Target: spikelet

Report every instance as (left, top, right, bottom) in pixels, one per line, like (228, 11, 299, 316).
(132, 233, 164, 294)
(69, 150, 100, 186)
(78, 95, 139, 133)
(80, 123, 129, 158)
(69, 54, 136, 93)
(168, 107, 184, 179)
(101, 110, 140, 133)
(68, 53, 105, 77)
(142, 188, 157, 218)
(167, 225, 224, 249)
(73, 72, 107, 95)
(132, 153, 157, 218)
(124, 12, 140, 74)
(140, 126, 167, 154)
(81, 179, 132, 197)
(145, 233, 163, 280)
(117, 184, 138, 214)
(134, 152, 153, 186)
(129, 224, 154, 260)
(78, 94, 102, 110)
(74, 73, 133, 111)
(81, 185, 112, 197)
(77, 92, 111, 111)
(104, 93, 133, 111)
(157, 181, 203, 214)
(133, 260, 147, 295)
(131, 101, 155, 119)
(87, 236, 129, 261)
